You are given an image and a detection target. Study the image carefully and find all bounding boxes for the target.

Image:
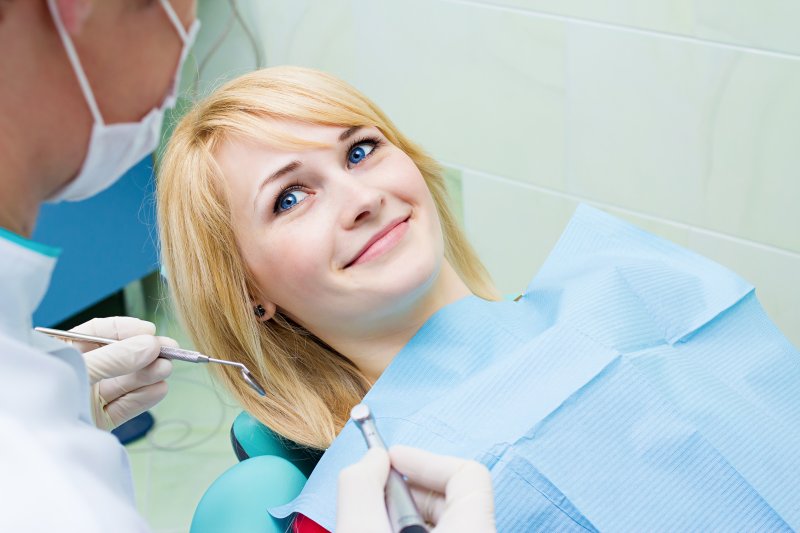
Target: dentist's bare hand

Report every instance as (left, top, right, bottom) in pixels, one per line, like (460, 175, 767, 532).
(337, 446, 496, 533)
(69, 317, 177, 430)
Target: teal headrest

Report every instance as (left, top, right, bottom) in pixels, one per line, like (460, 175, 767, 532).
(232, 411, 322, 478)
(190, 455, 307, 533)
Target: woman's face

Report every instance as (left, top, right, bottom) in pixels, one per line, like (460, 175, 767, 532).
(217, 121, 445, 337)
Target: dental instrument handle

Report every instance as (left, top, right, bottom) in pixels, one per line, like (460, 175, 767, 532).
(350, 404, 429, 533)
(385, 471, 428, 533)
(156, 345, 210, 364)
(33, 327, 209, 363)
(34, 326, 267, 397)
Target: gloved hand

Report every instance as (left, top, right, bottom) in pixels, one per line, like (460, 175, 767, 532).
(69, 317, 177, 431)
(337, 445, 496, 533)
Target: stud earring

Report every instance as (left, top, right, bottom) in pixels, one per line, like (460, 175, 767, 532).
(253, 304, 266, 318)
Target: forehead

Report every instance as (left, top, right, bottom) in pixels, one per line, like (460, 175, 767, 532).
(213, 121, 352, 199)
(264, 120, 349, 143)
(214, 119, 375, 174)
(231, 119, 359, 152)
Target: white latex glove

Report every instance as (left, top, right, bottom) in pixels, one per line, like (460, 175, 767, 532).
(337, 445, 496, 533)
(69, 317, 177, 431)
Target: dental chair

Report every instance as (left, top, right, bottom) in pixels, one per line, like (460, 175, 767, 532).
(190, 412, 322, 533)
(190, 293, 524, 532)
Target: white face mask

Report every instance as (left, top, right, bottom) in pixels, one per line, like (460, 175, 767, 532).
(46, 0, 199, 203)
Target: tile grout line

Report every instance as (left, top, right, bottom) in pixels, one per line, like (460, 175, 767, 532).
(443, 160, 800, 260)
(439, 0, 800, 62)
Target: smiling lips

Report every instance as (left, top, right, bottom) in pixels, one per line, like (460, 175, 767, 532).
(346, 216, 410, 268)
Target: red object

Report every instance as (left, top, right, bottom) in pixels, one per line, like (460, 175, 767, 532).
(292, 513, 329, 533)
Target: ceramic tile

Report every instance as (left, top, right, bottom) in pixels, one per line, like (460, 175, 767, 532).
(484, 0, 800, 55)
(686, 230, 800, 349)
(486, 0, 693, 35)
(560, 199, 797, 347)
(249, 0, 358, 83)
(443, 166, 465, 227)
(462, 171, 798, 346)
(461, 171, 578, 295)
(694, 0, 800, 55)
(602, 208, 692, 247)
(349, 0, 566, 191)
(184, 0, 267, 100)
(565, 23, 800, 252)
(700, 52, 800, 253)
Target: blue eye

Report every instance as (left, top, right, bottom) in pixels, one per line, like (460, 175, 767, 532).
(275, 188, 309, 213)
(347, 141, 376, 165)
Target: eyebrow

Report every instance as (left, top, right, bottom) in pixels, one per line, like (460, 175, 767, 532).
(253, 160, 301, 212)
(265, 160, 302, 185)
(252, 126, 365, 212)
(339, 126, 362, 142)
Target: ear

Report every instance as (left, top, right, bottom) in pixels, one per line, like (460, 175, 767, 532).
(252, 301, 277, 322)
(55, 0, 93, 35)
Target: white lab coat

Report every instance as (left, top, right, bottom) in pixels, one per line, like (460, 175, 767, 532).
(0, 234, 151, 532)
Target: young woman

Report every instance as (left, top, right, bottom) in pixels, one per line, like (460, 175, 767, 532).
(157, 67, 800, 532)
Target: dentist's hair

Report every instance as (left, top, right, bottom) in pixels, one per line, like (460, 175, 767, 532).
(157, 66, 498, 449)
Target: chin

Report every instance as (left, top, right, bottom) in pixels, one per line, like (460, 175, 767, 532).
(381, 250, 441, 303)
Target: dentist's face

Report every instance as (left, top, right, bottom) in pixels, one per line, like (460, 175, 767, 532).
(217, 121, 445, 336)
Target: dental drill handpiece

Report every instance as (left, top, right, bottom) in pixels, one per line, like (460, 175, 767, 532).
(350, 404, 429, 533)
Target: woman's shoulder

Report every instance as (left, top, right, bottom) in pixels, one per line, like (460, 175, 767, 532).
(524, 205, 753, 346)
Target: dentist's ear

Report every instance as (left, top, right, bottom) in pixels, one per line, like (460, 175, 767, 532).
(252, 301, 276, 322)
(55, 0, 93, 35)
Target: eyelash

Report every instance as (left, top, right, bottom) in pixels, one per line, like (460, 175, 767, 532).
(271, 135, 383, 215)
(346, 136, 382, 167)
(272, 182, 309, 214)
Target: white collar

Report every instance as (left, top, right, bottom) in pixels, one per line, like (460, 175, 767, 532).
(0, 229, 60, 345)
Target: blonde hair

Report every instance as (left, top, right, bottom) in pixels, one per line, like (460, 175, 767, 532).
(157, 66, 498, 449)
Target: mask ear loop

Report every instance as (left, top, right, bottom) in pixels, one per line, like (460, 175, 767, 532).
(159, 0, 189, 43)
(46, 0, 104, 126)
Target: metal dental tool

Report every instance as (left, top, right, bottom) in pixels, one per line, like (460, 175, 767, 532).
(350, 403, 428, 533)
(34, 326, 266, 397)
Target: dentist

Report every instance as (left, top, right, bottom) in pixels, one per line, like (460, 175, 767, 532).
(0, 0, 197, 531)
(0, 3, 495, 532)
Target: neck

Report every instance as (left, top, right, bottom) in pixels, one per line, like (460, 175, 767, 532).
(0, 160, 39, 237)
(325, 261, 473, 383)
(0, 1, 91, 237)
(0, 96, 52, 237)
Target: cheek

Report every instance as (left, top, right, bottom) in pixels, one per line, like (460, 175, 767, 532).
(402, 160, 437, 207)
(396, 164, 443, 239)
(250, 223, 330, 303)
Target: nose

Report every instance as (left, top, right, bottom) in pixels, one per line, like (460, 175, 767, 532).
(336, 177, 385, 230)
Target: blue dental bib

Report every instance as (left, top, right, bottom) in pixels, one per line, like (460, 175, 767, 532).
(271, 205, 800, 532)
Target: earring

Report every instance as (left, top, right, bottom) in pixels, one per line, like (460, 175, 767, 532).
(253, 304, 266, 318)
